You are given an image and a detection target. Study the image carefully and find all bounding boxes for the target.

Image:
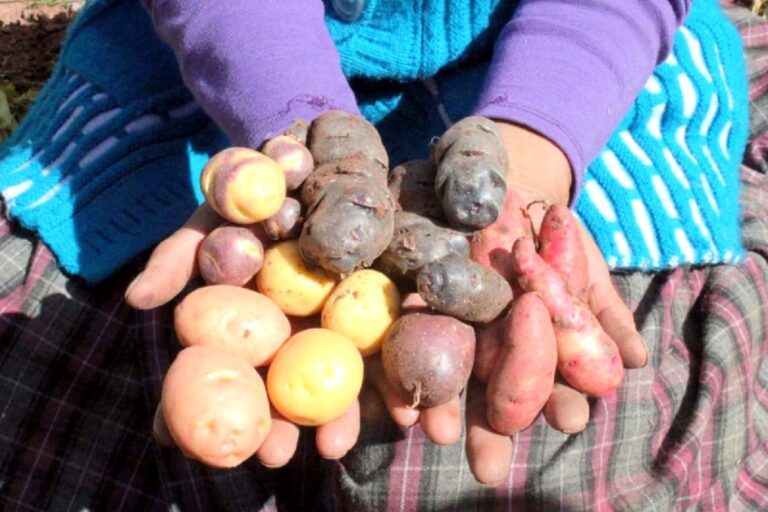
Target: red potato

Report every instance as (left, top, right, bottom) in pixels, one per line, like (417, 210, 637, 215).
(537, 205, 589, 302)
(486, 293, 558, 435)
(262, 135, 314, 191)
(382, 313, 475, 408)
(198, 225, 264, 286)
(512, 237, 623, 397)
(161, 346, 271, 468)
(174, 285, 291, 367)
(470, 187, 531, 283)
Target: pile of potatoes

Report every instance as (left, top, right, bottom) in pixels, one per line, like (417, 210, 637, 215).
(159, 111, 626, 469)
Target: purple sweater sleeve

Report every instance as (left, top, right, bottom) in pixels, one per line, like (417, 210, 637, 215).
(141, 0, 359, 148)
(474, 0, 691, 198)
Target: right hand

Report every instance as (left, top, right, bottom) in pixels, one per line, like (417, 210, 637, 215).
(126, 202, 364, 466)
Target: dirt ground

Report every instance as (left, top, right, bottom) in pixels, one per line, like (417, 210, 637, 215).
(0, 1, 82, 141)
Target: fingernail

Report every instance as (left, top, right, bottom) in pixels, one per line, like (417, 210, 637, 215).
(124, 272, 143, 299)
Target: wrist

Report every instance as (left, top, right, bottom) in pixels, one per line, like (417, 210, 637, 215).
(494, 121, 573, 207)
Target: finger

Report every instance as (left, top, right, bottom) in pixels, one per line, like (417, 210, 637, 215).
(125, 204, 221, 310)
(153, 403, 175, 447)
(255, 407, 301, 468)
(365, 356, 420, 427)
(543, 381, 590, 434)
(581, 227, 648, 369)
(315, 400, 361, 459)
(465, 379, 512, 486)
(420, 396, 462, 446)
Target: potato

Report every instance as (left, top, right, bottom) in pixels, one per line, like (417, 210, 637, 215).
(486, 293, 558, 435)
(198, 225, 264, 286)
(300, 157, 387, 207)
(321, 269, 401, 356)
(263, 197, 304, 241)
(381, 313, 475, 408)
(174, 285, 291, 367)
(307, 110, 389, 170)
(416, 253, 512, 323)
(387, 159, 443, 220)
(375, 211, 470, 286)
(262, 135, 314, 191)
(267, 328, 364, 426)
(200, 147, 286, 224)
(256, 240, 339, 316)
(299, 176, 395, 274)
(432, 116, 508, 231)
(161, 346, 271, 468)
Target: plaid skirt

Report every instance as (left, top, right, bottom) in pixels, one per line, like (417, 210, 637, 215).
(2, 3, 768, 511)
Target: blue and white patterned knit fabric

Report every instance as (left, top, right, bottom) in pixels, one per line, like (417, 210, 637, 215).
(0, 0, 749, 282)
(575, 0, 749, 270)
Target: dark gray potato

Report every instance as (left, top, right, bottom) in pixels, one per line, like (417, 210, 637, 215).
(299, 176, 395, 274)
(417, 252, 512, 323)
(263, 197, 304, 240)
(387, 159, 443, 220)
(300, 156, 387, 207)
(382, 313, 475, 408)
(432, 116, 509, 231)
(308, 110, 389, 171)
(375, 211, 469, 287)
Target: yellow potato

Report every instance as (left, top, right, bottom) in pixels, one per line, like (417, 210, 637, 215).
(174, 285, 291, 367)
(200, 147, 286, 224)
(256, 240, 339, 316)
(321, 269, 401, 356)
(162, 346, 271, 468)
(267, 328, 363, 426)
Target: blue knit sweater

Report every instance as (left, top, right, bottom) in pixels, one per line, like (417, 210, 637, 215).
(0, 0, 749, 282)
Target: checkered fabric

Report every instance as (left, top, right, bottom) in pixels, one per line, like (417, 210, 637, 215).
(1, 2, 768, 511)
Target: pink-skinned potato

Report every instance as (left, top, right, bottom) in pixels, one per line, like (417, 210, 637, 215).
(486, 293, 557, 435)
(174, 285, 291, 367)
(198, 225, 264, 286)
(262, 135, 314, 191)
(512, 237, 623, 397)
(263, 197, 304, 241)
(161, 346, 271, 468)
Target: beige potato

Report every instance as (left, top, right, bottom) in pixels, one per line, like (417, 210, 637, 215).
(161, 346, 271, 468)
(321, 269, 401, 356)
(200, 147, 286, 224)
(174, 285, 291, 367)
(267, 328, 364, 426)
(256, 240, 339, 316)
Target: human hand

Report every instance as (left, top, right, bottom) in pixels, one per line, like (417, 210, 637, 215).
(125, 201, 363, 466)
(464, 122, 648, 485)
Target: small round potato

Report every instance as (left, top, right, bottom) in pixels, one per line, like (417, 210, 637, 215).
(267, 328, 364, 426)
(321, 269, 401, 356)
(262, 135, 314, 191)
(174, 285, 291, 367)
(256, 240, 339, 316)
(161, 346, 271, 468)
(198, 225, 264, 286)
(200, 147, 286, 224)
